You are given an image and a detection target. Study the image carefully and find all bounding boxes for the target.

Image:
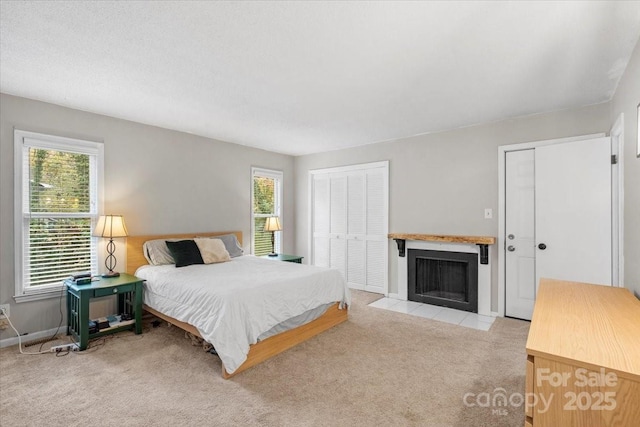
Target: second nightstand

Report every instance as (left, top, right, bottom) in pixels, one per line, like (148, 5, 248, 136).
(261, 254, 304, 263)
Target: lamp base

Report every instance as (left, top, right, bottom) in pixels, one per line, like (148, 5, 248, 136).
(268, 253, 278, 257)
(102, 271, 120, 278)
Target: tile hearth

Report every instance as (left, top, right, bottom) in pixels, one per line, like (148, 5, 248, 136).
(368, 297, 495, 331)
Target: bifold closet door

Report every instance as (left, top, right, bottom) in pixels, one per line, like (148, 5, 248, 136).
(363, 167, 386, 294)
(312, 174, 330, 268)
(346, 173, 366, 289)
(311, 162, 388, 295)
(330, 175, 347, 277)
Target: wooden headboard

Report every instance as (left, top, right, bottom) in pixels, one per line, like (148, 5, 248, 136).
(125, 231, 243, 275)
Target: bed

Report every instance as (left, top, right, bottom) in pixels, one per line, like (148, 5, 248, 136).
(125, 231, 350, 379)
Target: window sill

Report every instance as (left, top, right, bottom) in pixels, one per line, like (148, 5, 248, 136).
(14, 287, 66, 303)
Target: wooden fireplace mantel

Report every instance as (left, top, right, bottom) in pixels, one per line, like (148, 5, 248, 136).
(388, 233, 496, 245)
(388, 233, 496, 264)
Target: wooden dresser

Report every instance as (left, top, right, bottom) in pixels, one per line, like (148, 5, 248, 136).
(525, 279, 640, 427)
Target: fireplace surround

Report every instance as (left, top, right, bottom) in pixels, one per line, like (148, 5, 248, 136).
(390, 233, 495, 316)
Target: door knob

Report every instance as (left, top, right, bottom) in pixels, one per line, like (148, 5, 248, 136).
(507, 245, 516, 252)
(538, 243, 547, 250)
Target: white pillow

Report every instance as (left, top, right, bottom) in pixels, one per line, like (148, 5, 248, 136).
(196, 233, 244, 258)
(194, 238, 230, 264)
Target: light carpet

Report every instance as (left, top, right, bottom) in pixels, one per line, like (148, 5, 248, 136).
(0, 291, 529, 426)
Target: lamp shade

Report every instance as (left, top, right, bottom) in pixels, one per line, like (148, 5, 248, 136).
(264, 216, 282, 232)
(93, 215, 129, 238)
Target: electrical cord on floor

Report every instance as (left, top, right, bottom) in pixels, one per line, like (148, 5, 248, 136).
(38, 284, 66, 353)
(1, 299, 147, 355)
(1, 282, 72, 355)
(0, 308, 52, 355)
(73, 329, 145, 355)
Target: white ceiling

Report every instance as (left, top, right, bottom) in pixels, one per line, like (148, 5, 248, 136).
(1, 1, 639, 156)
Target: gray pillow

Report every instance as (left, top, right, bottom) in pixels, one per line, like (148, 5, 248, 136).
(199, 234, 244, 258)
(143, 238, 183, 265)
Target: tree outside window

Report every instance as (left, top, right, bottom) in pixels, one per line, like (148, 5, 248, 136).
(251, 168, 282, 256)
(15, 130, 102, 299)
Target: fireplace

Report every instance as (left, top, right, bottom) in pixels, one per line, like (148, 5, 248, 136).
(408, 249, 478, 313)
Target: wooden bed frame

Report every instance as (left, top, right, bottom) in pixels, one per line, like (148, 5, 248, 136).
(125, 231, 348, 379)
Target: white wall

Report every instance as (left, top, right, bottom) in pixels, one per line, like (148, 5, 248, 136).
(294, 103, 612, 311)
(0, 93, 294, 338)
(611, 38, 640, 297)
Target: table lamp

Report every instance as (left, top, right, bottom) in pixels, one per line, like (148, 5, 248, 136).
(93, 215, 128, 277)
(264, 216, 281, 257)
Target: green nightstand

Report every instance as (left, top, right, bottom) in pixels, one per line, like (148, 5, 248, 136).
(66, 273, 143, 350)
(261, 254, 304, 264)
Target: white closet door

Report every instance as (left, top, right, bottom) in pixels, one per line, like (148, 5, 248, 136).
(346, 173, 366, 289)
(504, 137, 612, 321)
(364, 167, 387, 293)
(505, 149, 536, 320)
(330, 238, 346, 278)
(366, 169, 386, 236)
(329, 175, 347, 278)
(347, 239, 366, 289)
(535, 137, 612, 287)
(312, 174, 330, 268)
(313, 237, 330, 268)
(330, 175, 347, 235)
(310, 162, 388, 295)
(366, 240, 385, 292)
(347, 173, 366, 234)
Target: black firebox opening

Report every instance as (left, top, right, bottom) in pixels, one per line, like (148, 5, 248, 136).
(408, 249, 478, 313)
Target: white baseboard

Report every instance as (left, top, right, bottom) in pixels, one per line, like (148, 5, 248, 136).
(387, 293, 400, 300)
(491, 311, 500, 318)
(0, 326, 66, 349)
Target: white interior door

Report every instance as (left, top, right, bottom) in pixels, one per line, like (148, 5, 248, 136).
(504, 137, 612, 320)
(505, 149, 536, 319)
(535, 137, 612, 287)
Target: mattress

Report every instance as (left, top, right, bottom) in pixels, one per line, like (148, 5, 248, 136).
(136, 256, 350, 374)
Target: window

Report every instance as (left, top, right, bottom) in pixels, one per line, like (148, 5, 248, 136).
(251, 168, 282, 256)
(14, 130, 103, 301)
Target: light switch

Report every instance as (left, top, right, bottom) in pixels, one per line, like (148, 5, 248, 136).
(484, 208, 493, 219)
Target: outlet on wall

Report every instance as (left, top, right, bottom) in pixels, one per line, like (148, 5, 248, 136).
(0, 304, 10, 318)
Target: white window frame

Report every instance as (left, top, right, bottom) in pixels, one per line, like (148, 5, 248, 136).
(251, 167, 283, 255)
(14, 130, 104, 302)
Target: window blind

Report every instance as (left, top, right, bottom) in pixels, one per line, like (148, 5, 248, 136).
(251, 168, 282, 256)
(19, 136, 99, 291)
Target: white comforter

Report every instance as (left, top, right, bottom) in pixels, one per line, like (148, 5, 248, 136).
(135, 256, 350, 374)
